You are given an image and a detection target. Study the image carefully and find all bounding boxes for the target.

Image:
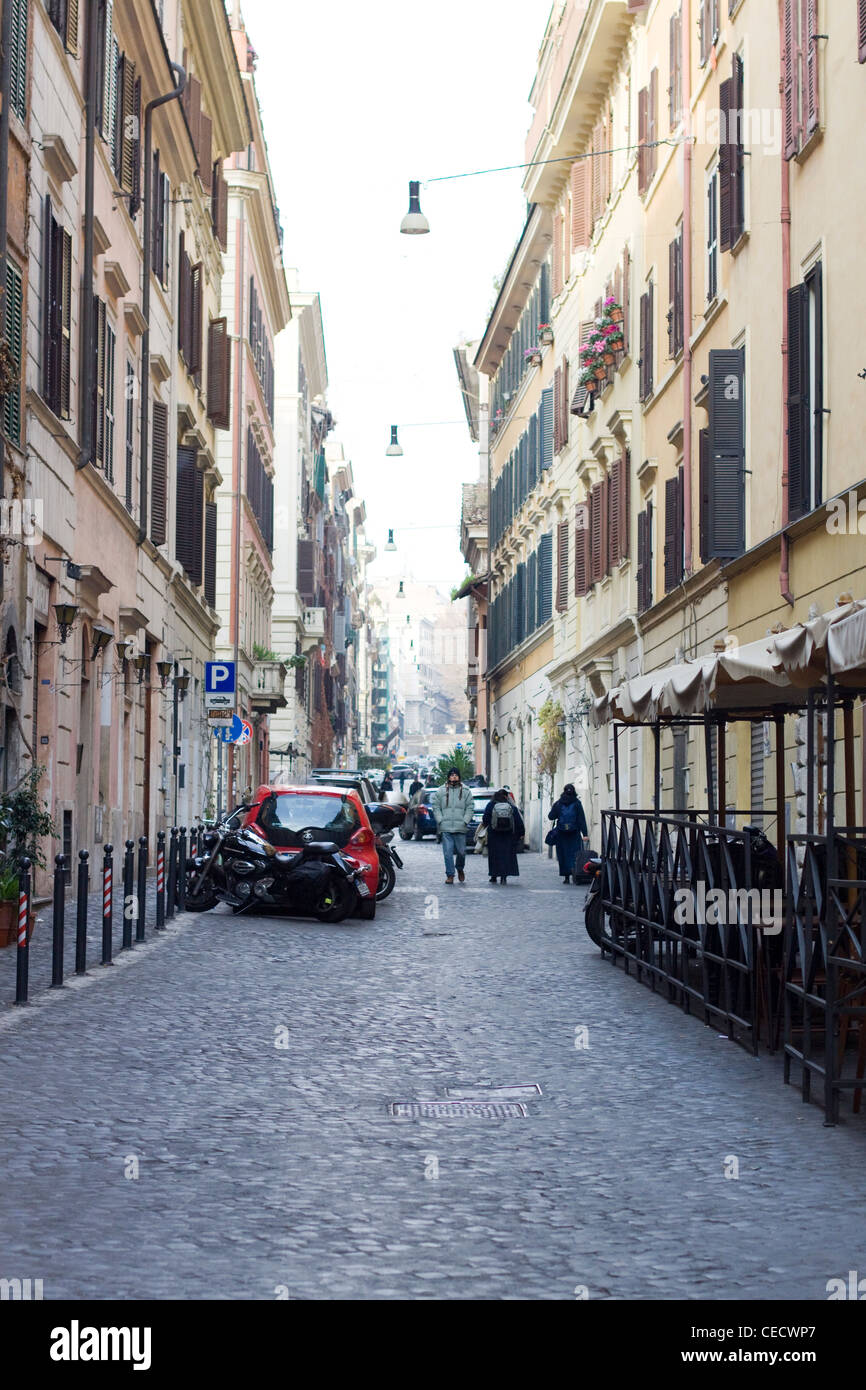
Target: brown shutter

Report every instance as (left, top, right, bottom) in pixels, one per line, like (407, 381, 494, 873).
(589, 483, 603, 584)
(151, 148, 161, 275)
(648, 69, 658, 183)
(130, 76, 142, 216)
(190, 262, 203, 379)
(60, 228, 72, 418)
(574, 502, 589, 597)
(860, 0, 866, 62)
(178, 234, 188, 361)
(783, 0, 798, 156)
(664, 473, 681, 591)
(609, 455, 622, 567)
(66, 0, 79, 53)
(119, 55, 136, 193)
(637, 86, 648, 195)
(636, 506, 647, 609)
(591, 121, 602, 224)
(552, 213, 563, 298)
(94, 297, 106, 463)
(804, 0, 819, 135)
(207, 317, 231, 430)
(669, 8, 680, 127)
(561, 356, 569, 447)
(199, 113, 213, 192)
(184, 74, 202, 165)
(621, 448, 630, 561)
(150, 399, 168, 546)
(175, 446, 198, 580)
(622, 245, 630, 356)
(204, 498, 217, 608)
(719, 76, 733, 247)
(668, 238, 677, 357)
(601, 472, 610, 577)
(700, 0, 710, 64)
(556, 520, 569, 611)
(553, 365, 562, 453)
(571, 159, 590, 250)
(214, 167, 228, 250)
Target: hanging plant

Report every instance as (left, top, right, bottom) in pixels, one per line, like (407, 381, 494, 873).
(537, 699, 565, 781)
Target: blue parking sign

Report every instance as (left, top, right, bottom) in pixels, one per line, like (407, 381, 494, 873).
(205, 661, 236, 695)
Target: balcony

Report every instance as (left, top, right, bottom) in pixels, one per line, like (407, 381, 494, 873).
(302, 607, 326, 651)
(250, 660, 288, 713)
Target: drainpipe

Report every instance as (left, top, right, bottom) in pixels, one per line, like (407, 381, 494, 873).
(0, 0, 12, 496)
(681, 0, 693, 575)
(138, 63, 186, 542)
(229, 197, 245, 800)
(778, 0, 794, 606)
(76, 0, 100, 470)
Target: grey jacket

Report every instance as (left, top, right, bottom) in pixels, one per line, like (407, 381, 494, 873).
(432, 782, 474, 834)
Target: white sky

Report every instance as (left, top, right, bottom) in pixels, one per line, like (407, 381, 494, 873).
(240, 0, 553, 594)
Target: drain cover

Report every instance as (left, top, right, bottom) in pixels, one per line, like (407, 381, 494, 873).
(389, 1100, 527, 1119)
(446, 1083, 542, 1100)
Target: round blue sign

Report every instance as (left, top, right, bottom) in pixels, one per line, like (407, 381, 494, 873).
(213, 715, 244, 743)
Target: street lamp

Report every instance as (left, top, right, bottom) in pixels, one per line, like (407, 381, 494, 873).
(174, 670, 190, 701)
(385, 529, 397, 553)
(156, 659, 174, 688)
(90, 626, 113, 662)
(132, 652, 149, 684)
(385, 426, 403, 457)
(53, 601, 79, 644)
(399, 181, 429, 235)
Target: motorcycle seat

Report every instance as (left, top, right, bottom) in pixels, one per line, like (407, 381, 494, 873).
(302, 841, 339, 855)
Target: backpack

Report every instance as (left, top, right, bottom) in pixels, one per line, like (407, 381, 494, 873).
(558, 801, 579, 834)
(491, 800, 515, 833)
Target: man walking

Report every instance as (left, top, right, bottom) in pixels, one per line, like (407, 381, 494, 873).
(433, 766, 474, 885)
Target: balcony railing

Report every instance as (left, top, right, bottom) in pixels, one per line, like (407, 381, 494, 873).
(302, 607, 325, 642)
(250, 660, 287, 712)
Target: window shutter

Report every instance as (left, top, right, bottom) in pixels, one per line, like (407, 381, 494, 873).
(860, 0, 866, 62)
(669, 10, 679, 127)
(571, 319, 595, 417)
(60, 228, 72, 418)
(561, 357, 569, 445)
(591, 121, 602, 226)
(199, 114, 213, 192)
(552, 213, 563, 298)
(118, 54, 136, 192)
(212, 166, 229, 250)
(65, 0, 78, 53)
(664, 474, 681, 591)
(699, 426, 710, 563)
(668, 238, 678, 358)
(700, 0, 710, 65)
(129, 76, 142, 216)
(540, 386, 553, 469)
(184, 74, 202, 166)
(527, 549, 537, 635)
(151, 149, 162, 275)
(556, 521, 569, 611)
(783, 0, 798, 156)
(571, 159, 590, 249)
(101, 0, 115, 140)
(622, 245, 630, 356)
(178, 234, 189, 361)
(648, 69, 658, 184)
(2, 261, 23, 443)
(609, 456, 622, 567)
(538, 532, 553, 623)
(786, 283, 809, 520)
(175, 445, 196, 576)
(804, 0, 819, 134)
(190, 262, 203, 379)
(638, 291, 648, 399)
(297, 539, 316, 604)
(150, 399, 168, 546)
(553, 365, 562, 454)
(637, 86, 648, 194)
(514, 564, 525, 646)
(10, 0, 28, 120)
(204, 499, 217, 608)
(636, 506, 647, 609)
(528, 412, 538, 484)
(207, 317, 231, 429)
(93, 297, 106, 463)
(589, 483, 603, 584)
(574, 502, 589, 597)
(707, 346, 746, 557)
(718, 77, 733, 247)
(730, 55, 744, 245)
(618, 448, 630, 561)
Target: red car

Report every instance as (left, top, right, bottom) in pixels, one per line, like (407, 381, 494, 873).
(242, 784, 379, 918)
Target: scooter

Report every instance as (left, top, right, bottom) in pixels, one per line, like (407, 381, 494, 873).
(363, 802, 405, 902)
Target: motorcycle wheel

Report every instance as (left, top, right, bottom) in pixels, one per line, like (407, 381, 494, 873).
(185, 881, 219, 912)
(376, 858, 396, 901)
(584, 892, 605, 947)
(313, 875, 355, 924)
(399, 826, 412, 841)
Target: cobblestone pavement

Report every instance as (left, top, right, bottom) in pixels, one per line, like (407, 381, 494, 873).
(2, 839, 864, 1301)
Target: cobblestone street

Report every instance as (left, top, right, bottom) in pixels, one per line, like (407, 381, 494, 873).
(2, 840, 864, 1301)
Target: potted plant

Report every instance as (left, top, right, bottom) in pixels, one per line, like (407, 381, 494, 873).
(524, 346, 543, 368)
(605, 294, 624, 325)
(0, 766, 57, 946)
(538, 322, 554, 346)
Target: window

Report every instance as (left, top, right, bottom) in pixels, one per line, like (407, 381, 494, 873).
(2, 261, 23, 445)
(175, 445, 203, 584)
(636, 502, 653, 612)
(719, 55, 745, 249)
(10, 0, 28, 121)
(787, 264, 823, 520)
(555, 521, 569, 612)
(43, 198, 72, 419)
(204, 499, 217, 608)
(151, 152, 169, 286)
(699, 0, 720, 67)
(150, 399, 167, 545)
(207, 318, 231, 430)
(638, 69, 657, 196)
(96, 1, 117, 144)
(669, 5, 682, 128)
(608, 449, 630, 567)
(248, 279, 274, 421)
(103, 319, 115, 482)
(246, 428, 274, 551)
(211, 163, 228, 250)
(784, 0, 820, 154)
(664, 470, 684, 591)
(707, 170, 719, 301)
(113, 53, 139, 202)
(700, 347, 746, 559)
(177, 236, 201, 379)
(540, 385, 553, 469)
(638, 282, 654, 401)
(48, 0, 78, 51)
(553, 359, 570, 454)
(124, 362, 135, 511)
(668, 230, 684, 358)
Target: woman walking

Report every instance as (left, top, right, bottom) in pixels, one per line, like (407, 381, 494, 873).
(548, 783, 588, 884)
(482, 789, 525, 885)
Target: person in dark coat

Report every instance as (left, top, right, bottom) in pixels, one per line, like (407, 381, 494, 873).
(408, 778, 424, 798)
(483, 789, 525, 884)
(548, 783, 588, 883)
(379, 773, 394, 802)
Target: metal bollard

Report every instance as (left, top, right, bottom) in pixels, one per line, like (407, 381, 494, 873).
(75, 850, 89, 975)
(166, 828, 178, 922)
(101, 844, 114, 965)
(122, 839, 135, 950)
(136, 836, 147, 942)
(51, 853, 66, 988)
(156, 830, 166, 930)
(177, 827, 187, 912)
(14, 858, 31, 1005)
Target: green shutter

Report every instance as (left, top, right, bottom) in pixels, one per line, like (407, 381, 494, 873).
(11, 0, 28, 122)
(3, 262, 23, 444)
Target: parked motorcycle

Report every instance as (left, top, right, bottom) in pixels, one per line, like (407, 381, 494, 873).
(186, 809, 369, 923)
(363, 802, 405, 902)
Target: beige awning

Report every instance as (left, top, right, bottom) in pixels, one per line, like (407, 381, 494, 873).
(770, 598, 866, 686)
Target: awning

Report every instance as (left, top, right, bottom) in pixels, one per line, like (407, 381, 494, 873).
(770, 598, 866, 687)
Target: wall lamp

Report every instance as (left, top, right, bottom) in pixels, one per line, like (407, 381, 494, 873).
(385, 426, 403, 457)
(91, 626, 114, 661)
(132, 652, 149, 684)
(156, 659, 174, 688)
(54, 602, 79, 643)
(174, 671, 191, 700)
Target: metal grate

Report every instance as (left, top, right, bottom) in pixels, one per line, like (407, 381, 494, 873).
(389, 1100, 527, 1120)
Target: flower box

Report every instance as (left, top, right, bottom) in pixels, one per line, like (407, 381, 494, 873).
(538, 324, 554, 345)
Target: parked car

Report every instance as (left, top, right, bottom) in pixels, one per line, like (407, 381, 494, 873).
(399, 789, 438, 840)
(241, 784, 380, 916)
(466, 788, 496, 851)
(310, 771, 378, 803)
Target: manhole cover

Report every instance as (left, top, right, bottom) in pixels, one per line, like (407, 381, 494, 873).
(389, 1100, 527, 1119)
(446, 1083, 542, 1100)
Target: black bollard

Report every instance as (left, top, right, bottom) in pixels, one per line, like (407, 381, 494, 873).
(136, 836, 147, 942)
(101, 844, 114, 965)
(166, 828, 178, 922)
(75, 850, 89, 975)
(177, 827, 187, 912)
(51, 853, 66, 988)
(156, 830, 166, 930)
(122, 839, 135, 950)
(14, 858, 31, 1005)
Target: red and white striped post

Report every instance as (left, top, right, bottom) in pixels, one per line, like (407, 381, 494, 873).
(101, 844, 114, 966)
(14, 858, 31, 1005)
(155, 830, 166, 931)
